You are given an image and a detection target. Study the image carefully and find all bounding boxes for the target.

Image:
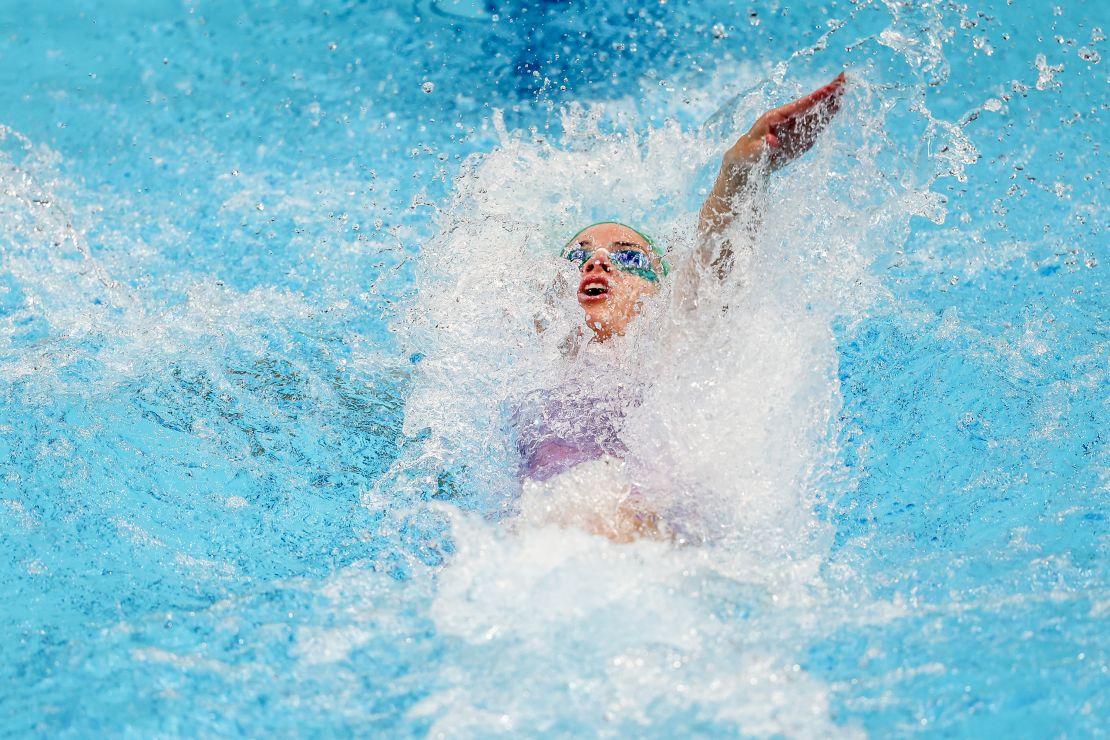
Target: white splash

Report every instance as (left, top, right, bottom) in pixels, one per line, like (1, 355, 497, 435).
(384, 61, 950, 733)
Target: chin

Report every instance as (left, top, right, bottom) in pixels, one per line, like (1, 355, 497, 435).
(583, 314, 605, 331)
(581, 297, 633, 337)
(581, 309, 608, 331)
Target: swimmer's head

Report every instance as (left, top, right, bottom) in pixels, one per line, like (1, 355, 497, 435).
(563, 222, 666, 341)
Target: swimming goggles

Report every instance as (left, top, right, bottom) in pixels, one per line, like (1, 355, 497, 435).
(562, 222, 671, 279)
(564, 247, 660, 283)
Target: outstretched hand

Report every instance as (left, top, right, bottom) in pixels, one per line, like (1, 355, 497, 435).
(695, 71, 847, 277)
(727, 72, 846, 170)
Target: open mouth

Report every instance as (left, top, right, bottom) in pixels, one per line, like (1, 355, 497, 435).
(578, 277, 610, 303)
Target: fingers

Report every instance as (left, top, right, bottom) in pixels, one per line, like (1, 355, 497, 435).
(733, 73, 847, 168)
(763, 72, 846, 167)
(808, 72, 847, 105)
(776, 72, 846, 121)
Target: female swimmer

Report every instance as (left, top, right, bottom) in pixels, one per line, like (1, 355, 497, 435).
(513, 73, 846, 542)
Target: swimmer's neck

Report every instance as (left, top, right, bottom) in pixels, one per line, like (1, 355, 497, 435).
(563, 326, 624, 359)
(588, 325, 618, 343)
(586, 319, 639, 345)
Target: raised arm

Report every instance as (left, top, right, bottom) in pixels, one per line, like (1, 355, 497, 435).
(696, 73, 846, 276)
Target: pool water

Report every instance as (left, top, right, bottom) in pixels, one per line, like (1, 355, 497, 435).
(1, 0, 1107, 736)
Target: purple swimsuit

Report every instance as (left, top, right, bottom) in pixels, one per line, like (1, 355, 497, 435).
(512, 380, 635, 482)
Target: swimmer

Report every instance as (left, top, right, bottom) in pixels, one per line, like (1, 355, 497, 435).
(514, 73, 847, 543)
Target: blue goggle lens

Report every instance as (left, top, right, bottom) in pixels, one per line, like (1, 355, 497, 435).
(611, 250, 651, 269)
(565, 248, 590, 265)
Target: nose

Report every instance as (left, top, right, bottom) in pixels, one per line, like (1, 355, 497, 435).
(582, 248, 612, 274)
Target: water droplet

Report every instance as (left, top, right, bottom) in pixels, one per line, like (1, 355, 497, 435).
(1078, 47, 1101, 63)
(256, 202, 265, 211)
(421, 81, 435, 93)
(1034, 53, 1064, 91)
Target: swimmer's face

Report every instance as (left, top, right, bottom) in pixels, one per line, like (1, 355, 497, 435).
(565, 223, 661, 341)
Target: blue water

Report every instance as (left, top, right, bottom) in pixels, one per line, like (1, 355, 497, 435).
(2, 0, 1107, 736)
